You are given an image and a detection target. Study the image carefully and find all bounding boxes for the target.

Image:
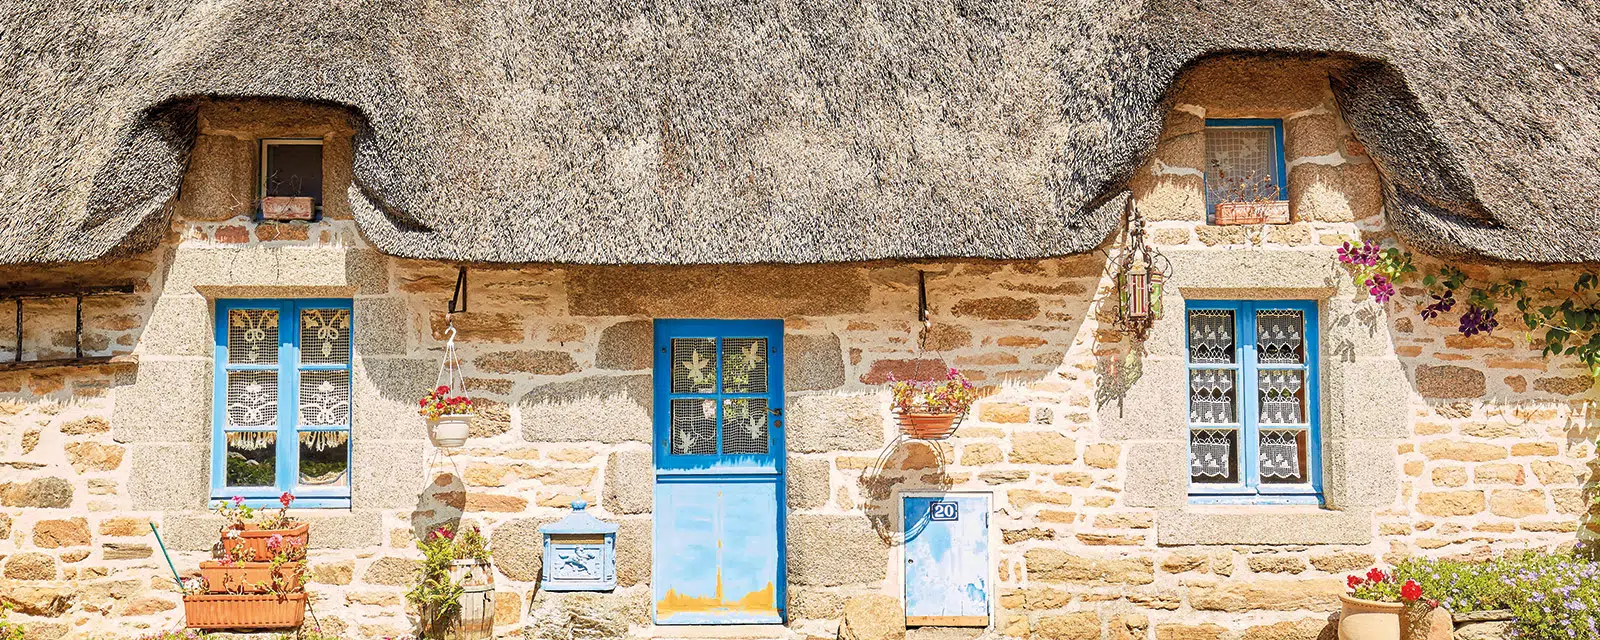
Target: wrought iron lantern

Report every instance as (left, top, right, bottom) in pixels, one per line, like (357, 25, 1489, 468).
(539, 500, 617, 592)
(1112, 199, 1171, 341)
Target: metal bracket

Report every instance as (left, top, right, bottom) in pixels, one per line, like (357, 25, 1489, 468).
(0, 283, 137, 364)
(448, 267, 468, 315)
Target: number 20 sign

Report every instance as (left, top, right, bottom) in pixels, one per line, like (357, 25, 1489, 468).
(929, 501, 958, 521)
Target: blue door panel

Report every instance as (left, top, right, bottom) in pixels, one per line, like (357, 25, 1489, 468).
(904, 494, 990, 625)
(653, 319, 785, 625)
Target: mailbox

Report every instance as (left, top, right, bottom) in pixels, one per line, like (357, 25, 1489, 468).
(539, 500, 618, 592)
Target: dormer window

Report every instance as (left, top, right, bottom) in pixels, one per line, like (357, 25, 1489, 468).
(259, 139, 323, 220)
(1203, 119, 1287, 221)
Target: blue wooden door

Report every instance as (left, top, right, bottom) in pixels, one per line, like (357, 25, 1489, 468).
(653, 320, 785, 625)
(903, 494, 990, 627)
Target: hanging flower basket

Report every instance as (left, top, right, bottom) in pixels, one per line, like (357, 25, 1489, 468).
(893, 409, 964, 440)
(887, 367, 977, 441)
(421, 384, 475, 448)
(183, 593, 306, 629)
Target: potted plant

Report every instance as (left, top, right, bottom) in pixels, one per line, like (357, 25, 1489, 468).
(407, 524, 495, 639)
(887, 367, 978, 440)
(181, 548, 307, 630)
(1342, 568, 1444, 640)
(199, 534, 306, 594)
(420, 385, 475, 448)
(1207, 162, 1289, 225)
(216, 493, 308, 560)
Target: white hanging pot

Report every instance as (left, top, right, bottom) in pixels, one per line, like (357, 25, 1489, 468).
(429, 413, 474, 448)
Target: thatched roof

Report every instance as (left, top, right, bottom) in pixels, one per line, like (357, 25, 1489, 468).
(3, 1, 1598, 265)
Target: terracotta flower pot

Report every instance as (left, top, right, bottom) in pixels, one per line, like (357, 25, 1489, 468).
(183, 592, 306, 629)
(894, 411, 962, 440)
(430, 413, 474, 448)
(198, 561, 303, 594)
(1214, 200, 1290, 225)
(1339, 594, 1402, 640)
(220, 522, 309, 560)
(260, 196, 315, 221)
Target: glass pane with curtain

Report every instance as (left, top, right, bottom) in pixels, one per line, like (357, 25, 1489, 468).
(299, 370, 351, 427)
(300, 308, 351, 364)
(298, 431, 350, 487)
(669, 399, 718, 455)
(1205, 126, 1280, 209)
(670, 338, 717, 394)
(1256, 309, 1305, 364)
(1257, 369, 1306, 425)
(721, 398, 769, 455)
(226, 431, 277, 487)
(1188, 369, 1237, 424)
(720, 338, 768, 394)
(1190, 429, 1237, 484)
(1259, 429, 1308, 484)
(227, 309, 279, 365)
(1188, 310, 1235, 364)
(226, 370, 279, 428)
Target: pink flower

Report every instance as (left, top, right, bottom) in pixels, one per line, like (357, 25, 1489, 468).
(231, 496, 245, 506)
(267, 534, 284, 551)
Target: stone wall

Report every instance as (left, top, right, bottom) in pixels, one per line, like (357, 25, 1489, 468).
(0, 73, 1595, 640)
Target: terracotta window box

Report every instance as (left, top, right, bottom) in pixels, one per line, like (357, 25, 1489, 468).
(198, 561, 303, 594)
(183, 592, 306, 630)
(1213, 200, 1290, 225)
(221, 522, 309, 560)
(260, 196, 315, 221)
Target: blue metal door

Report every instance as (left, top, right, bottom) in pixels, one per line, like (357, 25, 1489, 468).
(653, 320, 785, 624)
(903, 493, 990, 627)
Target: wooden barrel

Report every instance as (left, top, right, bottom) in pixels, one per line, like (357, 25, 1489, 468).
(445, 559, 494, 640)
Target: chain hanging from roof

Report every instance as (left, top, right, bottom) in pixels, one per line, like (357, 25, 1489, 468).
(1110, 198, 1172, 342)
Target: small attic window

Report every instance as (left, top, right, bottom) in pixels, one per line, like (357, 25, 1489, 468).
(1203, 119, 1286, 215)
(260, 139, 324, 216)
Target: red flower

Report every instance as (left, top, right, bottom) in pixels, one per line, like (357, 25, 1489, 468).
(1366, 567, 1388, 584)
(1346, 575, 1364, 589)
(436, 385, 450, 395)
(279, 492, 294, 508)
(1400, 579, 1422, 602)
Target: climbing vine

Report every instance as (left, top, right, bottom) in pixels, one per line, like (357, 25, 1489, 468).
(1339, 240, 1600, 380)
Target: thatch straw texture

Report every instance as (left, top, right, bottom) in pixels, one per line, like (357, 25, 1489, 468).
(2, 1, 1597, 264)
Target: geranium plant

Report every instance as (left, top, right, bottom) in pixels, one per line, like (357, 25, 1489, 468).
(1347, 567, 1434, 606)
(418, 385, 474, 419)
(888, 367, 978, 416)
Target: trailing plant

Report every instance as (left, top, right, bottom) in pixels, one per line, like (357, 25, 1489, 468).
(887, 367, 978, 416)
(418, 385, 474, 419)
(0, 603, 24, 640)
(1394, 550, 1600, 640)
(1339, 240, 1600, 380)
(134, 631, 209, 640)
(213, 492, 300, 531)
(406, 524, 491, 638)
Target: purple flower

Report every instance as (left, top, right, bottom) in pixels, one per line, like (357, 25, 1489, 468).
(1459, 305, 1499, 337)
(1420, 291, 1455, 320)
(1365, 275, 1395, 304)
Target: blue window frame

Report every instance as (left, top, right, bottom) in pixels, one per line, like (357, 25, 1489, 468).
(213, 299, 353, 508)
(1186, 300, 1321, 504)
(1203, 118, 1287, 214)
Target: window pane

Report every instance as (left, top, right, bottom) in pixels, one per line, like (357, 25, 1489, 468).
(1258, 369, 1306, 425)
(300, 308, 351, 364)
(1190, 429, 1237, 484)
(1205, 126, 1280, 209)
(721, 398, 768, 455)
(228, 309, 279, 365)
(299, 370, 351, 426)
(1188, 369, 1237, 424)
(1256, 309, 1305, 364)
(226, 431, 277, 487)
(669, 399, 717, 455)
(721, 338, 768, 393)
(671, 338, 717, 393)
(1259, 429, 1308, 484)
(1188, 310, 1235, 364)
(226, 370, 279, 428)
(299, 431, 350, 487)
(263, 143, 324, 205)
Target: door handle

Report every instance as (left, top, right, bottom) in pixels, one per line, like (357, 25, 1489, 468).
(768, 407, 783, 416)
